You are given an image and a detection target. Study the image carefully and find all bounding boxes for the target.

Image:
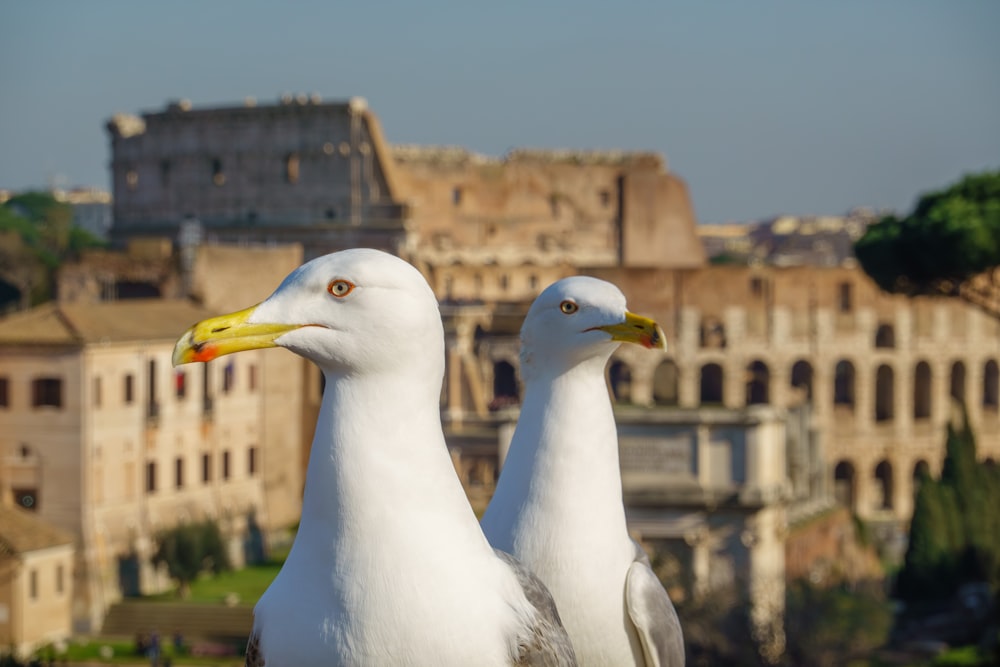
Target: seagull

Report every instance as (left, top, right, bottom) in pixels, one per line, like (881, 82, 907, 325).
(173, 249, 576, 667)
(481, 276, 685, 667)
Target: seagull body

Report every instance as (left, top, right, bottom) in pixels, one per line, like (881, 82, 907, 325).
(481, 277, 685, 667)
(174, 249, 575, 667)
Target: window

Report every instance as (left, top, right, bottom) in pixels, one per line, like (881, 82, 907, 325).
(175, 457, 184, 489)
(248, 365, 258, 392)
(223, 361, 235, 394)
(93, 377, 102, 408)
(202, 453, 212, 483)
(175, 370, 187, 399)
(599, 189, 611, 207)
(285, 153, 300, 184)
(160, 160, 171, 186)
(32, 378, 63, 408)
(838, 282, 853, 313)
(56, 564, 65, 594)
(13, 488, 38, 511)
(211, 158, 225, 186)
(452, 186, 463, 206)
(124, 374, 134, 404)
(0, 376, 8, 407)
(29, 569, 38, 600)
(222, 451, 231, 480)
(248, 446, 258, 476)
(145, 461, 157, 493)
(125, 168, 138, 191)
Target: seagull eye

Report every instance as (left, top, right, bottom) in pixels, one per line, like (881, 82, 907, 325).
(327, 279, 355, 298)
(559, 300, 578, 314)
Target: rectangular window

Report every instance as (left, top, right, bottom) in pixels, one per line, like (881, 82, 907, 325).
(145, 461, 157, 493)
(175, 370, 186, 399)
(124, 374, 134, 404)
(202, 453, 211, 483)
(248, 446, 258, 476)
(56, 564, 65, 594)
(0, 376, 8, 407)
(223, 361, 234, 394)
(202, 366, 213, 416)
(175, 457, 184, 489)
(94, 377, 102, 408)
(29, 569, 38, 600)
(248, 365, 258, 392)
(222, 450, 231, 480)
(838, 282, 853, 313)
(32, 378, 63, 408)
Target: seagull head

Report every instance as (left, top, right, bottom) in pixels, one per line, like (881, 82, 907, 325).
(172, 248, 444, 376)
(519, 276, 665, 378)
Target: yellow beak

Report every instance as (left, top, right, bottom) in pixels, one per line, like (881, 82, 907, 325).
(591, 311, 666, 350)
(172, 304, 304, 366)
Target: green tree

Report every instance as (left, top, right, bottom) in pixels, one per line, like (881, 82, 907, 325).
(854, 170, 1000, 318)
(151, 520, 232, 597)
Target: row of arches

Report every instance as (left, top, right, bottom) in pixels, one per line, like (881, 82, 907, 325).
(834, 457, 996, 513)
(605, 357, 1000, 416)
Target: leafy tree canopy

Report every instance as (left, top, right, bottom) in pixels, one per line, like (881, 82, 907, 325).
(854, 170, 1000, 315)
(151, 520, 232, 597)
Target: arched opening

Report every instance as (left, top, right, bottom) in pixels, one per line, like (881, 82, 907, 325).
(950, 361, 967, 403)
(491, 360, 519, 410)
(700, 363, 724, 405)
(875, 364, 895, 422)
(0, 277, 21, 312)
(983, 360, 999, 412)
(833, 460, 856, 510)
(913, 361, 932, 420)
(745, 360, 770, 405)
(699, 317, 726, 349)
(790, 360, 813, 402)
(608, 359, 632, 404)
(652, 360, 679, 406)
(874, 324, 896, 349)
(874, 460, 894, 511)
(833, 360, 856, 412)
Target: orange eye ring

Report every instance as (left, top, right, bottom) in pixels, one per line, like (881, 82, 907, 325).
(328, 279, 355, 298)
(559, 300, 578, 314)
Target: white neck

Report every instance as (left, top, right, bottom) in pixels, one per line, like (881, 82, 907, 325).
(488, 356, 629, 550)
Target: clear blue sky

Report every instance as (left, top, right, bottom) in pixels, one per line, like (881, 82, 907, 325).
(1, 1, 997, 223)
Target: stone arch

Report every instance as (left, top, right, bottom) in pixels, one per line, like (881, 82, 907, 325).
(833, 360, 856, 412)
(912, 459, 930, 484)
(491, 360, 519, 410)
(608, 359, 633, 404)
(700, 363, 724, 405)
(875, 364, 895, 422)
(983, 360, 999, 412)
(790, 360, 814, 402)
(874, 459, 894, 511)
(874, 323, 895, 349)
(913, 361, 932, 420)
(950, 360, 967, 403)
(833, 460, 856, 510)
(745, 360, 770, 405)
(652, 359, 679, 406)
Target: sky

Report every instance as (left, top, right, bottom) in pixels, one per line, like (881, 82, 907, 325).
(1, 1, 998, 223)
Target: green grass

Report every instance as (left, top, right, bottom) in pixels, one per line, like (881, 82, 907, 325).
(145, 560, 283, 606)
(24, 639, 242, 666)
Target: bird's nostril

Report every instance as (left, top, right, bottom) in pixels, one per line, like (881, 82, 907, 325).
(211, 326, 230, 334)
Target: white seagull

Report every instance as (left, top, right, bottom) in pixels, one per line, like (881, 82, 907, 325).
(173, 249, 576, 667)
(481, 276, 685, 667)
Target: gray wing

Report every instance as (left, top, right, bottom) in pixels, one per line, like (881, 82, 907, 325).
(626, 542, 685, 667)
(494, 549, 578, 667)
(244, 629, 264, 667)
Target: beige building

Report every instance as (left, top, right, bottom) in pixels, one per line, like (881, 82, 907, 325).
(0, 242, 305, 631)
(0, 501, 75, 657)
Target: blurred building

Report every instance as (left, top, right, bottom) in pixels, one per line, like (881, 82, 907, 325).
(0, 243, 304, 632)
(0, 497, 75, 657)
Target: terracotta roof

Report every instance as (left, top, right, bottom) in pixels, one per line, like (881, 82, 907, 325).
(0, 299, 217, 346)
(0, 504, 74, 556)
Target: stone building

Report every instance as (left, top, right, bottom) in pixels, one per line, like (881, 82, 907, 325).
(0, 244, 304, 631)
(0, 500, 75, 658)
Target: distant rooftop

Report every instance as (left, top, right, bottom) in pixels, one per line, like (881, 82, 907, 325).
(0, 503, 74, 557)
(0, 299, 216, 346)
